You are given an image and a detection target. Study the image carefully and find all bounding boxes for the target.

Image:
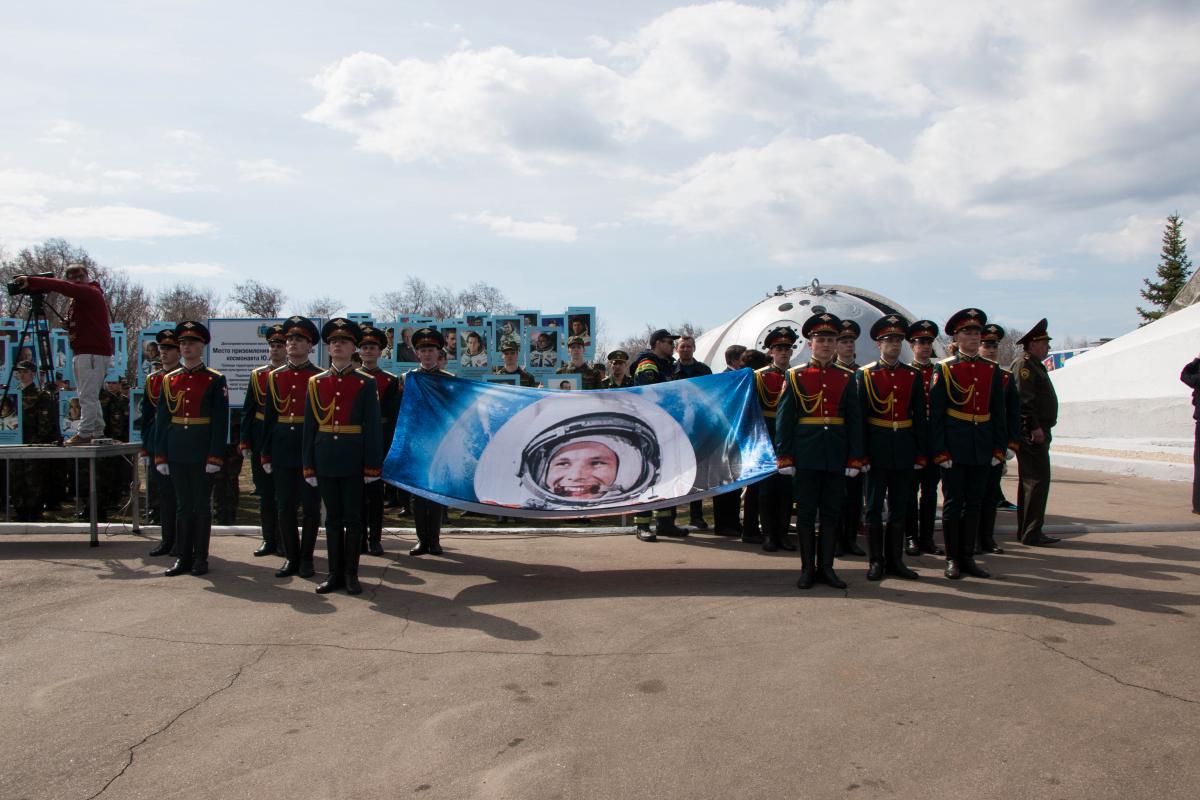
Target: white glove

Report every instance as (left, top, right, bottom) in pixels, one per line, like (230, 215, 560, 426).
(914, 463, 924, 470)
(861, 464, 871, 474)
(156, 463, 170, 476)
(845, 467, 860, 478)
(1006, 448, 1016, 460)
(990, 456, 1002, 466)
(940, 459, 953, 469)
(305, 476, 318, 487)
(205, 463, 221, 474)
(777, 466, 795, 476)
(365, 475, 381, 484)
(262, 463, 272, 474)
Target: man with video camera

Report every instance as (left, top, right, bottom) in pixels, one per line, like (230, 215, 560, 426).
(12, 263, 114, 445)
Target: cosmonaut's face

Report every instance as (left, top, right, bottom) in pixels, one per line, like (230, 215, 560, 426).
(545, 441, 619, 499)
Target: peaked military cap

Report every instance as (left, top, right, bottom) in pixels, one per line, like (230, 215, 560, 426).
(906, 319, 939, 341)
(837, 319, 861, 340)
(265, 322, 286, 344)
(156, 328, 180, 347)
(606, 349, 630, 362)
(566, 335, 586, 347)
(1016, 318, 1052, 346)
(15, 359, 37, 371)
(763, 326, 799, 348)
(282, 315, 320, 344)
(499, 340, 520, 353)
(981, 323, 1006, 343)
(358, 324, 387, 348)
(411, 327, 445, 349)
(802, 313, 842, 339)
(870, 314, 910, 341)
(946, 308, 986, 335)
(64, 262, 88, 277)
(649, 328, 680, 345)
(322, 317, 362, 344)
(174, 320, 210, 344)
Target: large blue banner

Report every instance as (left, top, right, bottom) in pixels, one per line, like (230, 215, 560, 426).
(385, 370, 776, 519)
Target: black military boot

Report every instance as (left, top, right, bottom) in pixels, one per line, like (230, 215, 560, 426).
(904, 536, 922, 557)
(762, 523, 779, 552)
(656, 515, 689, 538)
(409, 533, 430, 556)
(959, 517, 991, 578)
(367, 529, 385, 557)
(190, 523, 211, 576)
(943, 518, 961, 579)
(149, 533, 174, 558)
(919, 536, 946, 556)
(796, 529, 817, 590)
(841, 524, 866, 557)
(166, 519, 193, 576)
(298, 521, 319, 578)
(344, 535, 363, 595)
(164, 558, 192, 576)
(275, 524, 300, 576)
(866, 523, 885, 581)
(884, 522, 919, 580)
(317, 528, 344, 593)
(816, 530, 847, 590)
(427, 528, 444, 556)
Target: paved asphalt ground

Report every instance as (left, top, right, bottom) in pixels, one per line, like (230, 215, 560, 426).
(2, 467, 1199, 800)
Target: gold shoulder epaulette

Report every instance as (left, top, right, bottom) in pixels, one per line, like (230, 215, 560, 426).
(205, 366, 223, 377)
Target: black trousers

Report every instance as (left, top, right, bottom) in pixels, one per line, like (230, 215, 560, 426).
(1016, 435, 1052, 542)
(795, 469, 845, 565)
(412, 495, 443, 545)
(274, 465, 321, 563)
(363, 478, 384, 545)
(941, 462, 989, 559)
(320, 476, 363, 576)
(905, 466, 940, 545)
(250, 455, 277, 547)
(712, 489, 741, 532)
(1194, 421, 1200, 513)
(759, 472, 794, 540)
(979, 461, 1005, 547)
(171, 462, 213, 563)
(742, 484, 761, 536)
(839, 471, 865, 545)
(866, 467, 912, 526)
(153, 466, 177, 552)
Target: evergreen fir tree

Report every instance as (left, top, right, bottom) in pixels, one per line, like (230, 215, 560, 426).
(1138, 213, 1193, 324)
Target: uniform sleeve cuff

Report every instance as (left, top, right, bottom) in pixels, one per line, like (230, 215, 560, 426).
(154, 455, 167, 465)
(992, 449, 1005, 462)
(847, 458, 865, 469)
(776, 456, 794, 469)
(206, 455, 224, 467)
(363, 467, 382, 478)
(302, 468, 315, 479)
(915, 455, 928, 467)
(1008, 440, 1019, 452)
(139, 449, 148, 458)
(934, 452, 950, 464)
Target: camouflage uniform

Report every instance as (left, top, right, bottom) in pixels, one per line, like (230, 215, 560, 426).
(12, 383, 57, 520)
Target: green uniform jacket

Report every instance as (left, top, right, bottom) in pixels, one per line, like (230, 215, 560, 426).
(600, 375, 634, 389)
(556, 362, 605, 389)
(20, 383, 57, 444)
(302, 365, 383, 479)
(856, 360, 929, 470)
(154, 364, 229, 467)
(140, 370, 165, 457)
(492, 366, 539, 387)
(239, 363, 273, 453)
(1011, 352, 1058, 436)
(775, 360, 865, 472)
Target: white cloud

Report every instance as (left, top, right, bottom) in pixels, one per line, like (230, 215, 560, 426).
(0, 204, 214, 248)
(37, 119, 87, 144)
(1079, 212, 1199, 262)
(237, 158, 300, 183)
(115, 262, 231, 278)
(165, 129, 206, 147)
(455, 211, 578, 242)
(973, 258, 1056, 282)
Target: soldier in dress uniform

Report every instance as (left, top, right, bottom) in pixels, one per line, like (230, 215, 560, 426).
(928, 308, 1007, 579)
(239, 323, 286, 557)
(154, 321, 229, 577)
(776, 314, 864, 590)
(672, 334, 714, 530)
(357, 323, 401, 556)
(556, 336, 604, 389)
(903, 320, 944, 557)
(143, 329, 180, 556)
(738, 348, 771, 544)
(858, 315, 926, 581)
(754, 327, 799, 552)
(977, 324, 1020, 555)
(493, 340, 540, 386)
(1013, 318, 1060, 547)
(630, 329, 688, 542)
(9, 361, 57, 521)
(304, 318, 384, 595)
(405, 328, 455, 555)
(599, 350, 634, 388)
(833, 318, 867, 558)
(262, 315, 323, 578)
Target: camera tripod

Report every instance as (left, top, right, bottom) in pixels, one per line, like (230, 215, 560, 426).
(1, 292, 64, 444)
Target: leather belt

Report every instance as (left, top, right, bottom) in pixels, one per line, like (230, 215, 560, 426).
(948, 409, 990, 423)
(254, 411, 265, 421)
(319, 424, 362, 434)
(798, 416, 844, 425)
(171, 416, 211, 425)
(277, 415, 303, 424)
(868, 418, 912, 430)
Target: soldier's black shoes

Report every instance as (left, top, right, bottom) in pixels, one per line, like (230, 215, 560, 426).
(253, 542, 276, 557)
(298, 560, 316, 579)
(148, 542, 172, 557)
(713, 527, 740, 537)
(959, 559, 990, 579)
(815, 567, 846, 590)
(866, 561, 885, 581)
(762, 537, 778, 552)
(844, 541, 866, 557)
(689, 518, 709, 530)
(367, 541, 385, 557)
(1023, 535, 1061, 547)
(427, 542, 444, 555)
(944, 560, 962, 580)
(636, 526, 657, 543)
(905, 539, 922, 557)
(997, 500, 1018, 511)
(778, 536, 797, 552)
(165, 559, 193, 577)
(981, 541, 1005, 554)
(345, 574, 363, 595)
(919, 539, 945, 556)
(190, 560, 209, 576)
(656, 521, 689, 537)
(409, 542, 429, 556)
(796, 568, 815, 590)
(275, 560, 300, 578)
(741, 529, 764, 544)
(316, 574, 345, 594)
(884, 561, 920, 580)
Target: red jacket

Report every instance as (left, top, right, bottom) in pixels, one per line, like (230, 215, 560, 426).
(23, 276, 114, 356)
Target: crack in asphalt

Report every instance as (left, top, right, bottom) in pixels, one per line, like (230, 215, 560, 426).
(85, 646, 269, 800)
(860, 597, 1200, 707)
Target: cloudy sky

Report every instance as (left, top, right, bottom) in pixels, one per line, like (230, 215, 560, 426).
(3, 0, 1198, 343)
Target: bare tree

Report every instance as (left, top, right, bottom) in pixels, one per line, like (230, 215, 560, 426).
(615, 321, 706, 362)
(457, 282, 514, 315)
(304, 296, 344, 319)
(230, 280, 286, 317)
(154, 284, 222, 323)
(371, 277, 514, 321)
